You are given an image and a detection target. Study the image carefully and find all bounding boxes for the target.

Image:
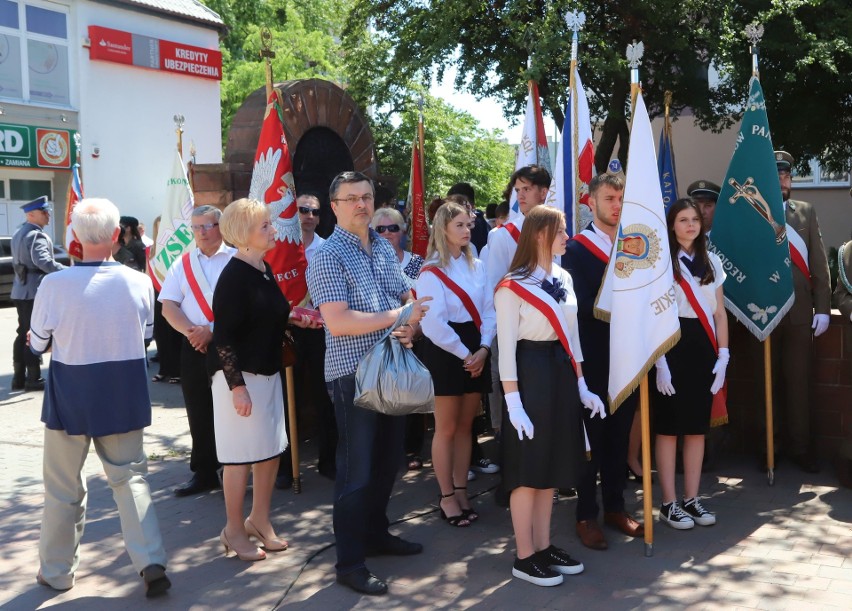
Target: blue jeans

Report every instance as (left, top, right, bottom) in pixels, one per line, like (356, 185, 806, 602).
(329, 374, 405, 575)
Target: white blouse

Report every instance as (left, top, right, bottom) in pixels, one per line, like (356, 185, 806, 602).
(416, 254, 496, 360)
(674, 250, 726, 318)
(495, 263, 584, 382)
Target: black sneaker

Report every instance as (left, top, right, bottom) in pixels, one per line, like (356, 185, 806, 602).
(681, 497, 716, 526)
(659, 501, 695, 530)
(511, 555, 564, 586)
(471, 458, 500, 474)
(535, 545, 584, 575)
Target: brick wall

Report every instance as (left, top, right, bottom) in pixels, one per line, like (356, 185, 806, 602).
(725, 312, 851, 459)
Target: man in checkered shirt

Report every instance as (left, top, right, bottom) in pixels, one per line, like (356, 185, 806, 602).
(306, 171, 431, 596)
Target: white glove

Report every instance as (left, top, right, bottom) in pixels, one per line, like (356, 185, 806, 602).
(577, 376, 606, 419)
(812, 313, 830, 337)
(710, 347, 730, 395)
(505, 391, 534, 440)
(655, 356, 676, 396)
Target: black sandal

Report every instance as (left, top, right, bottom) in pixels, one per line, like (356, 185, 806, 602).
(454, 486, 479, 522)
(439, 492, 470, 527)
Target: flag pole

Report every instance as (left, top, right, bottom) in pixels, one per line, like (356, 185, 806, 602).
(259, 25, 301, 493)
(566, 10, 585, 236)
(746, 22, 774, 485)
(640, 376, 654, 556)
(625, 39, 654, 556)
(260, 26, 275, 102)
(418, 97, 425, 194)
(173, 114, 184, 158)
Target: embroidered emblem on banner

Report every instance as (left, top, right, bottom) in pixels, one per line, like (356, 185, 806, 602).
(727, 177, 786, 245)
(613, 223, 660, 278)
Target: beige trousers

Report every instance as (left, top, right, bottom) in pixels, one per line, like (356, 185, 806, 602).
(38, 427, 166, 589)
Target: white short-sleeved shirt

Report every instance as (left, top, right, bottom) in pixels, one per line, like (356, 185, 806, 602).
(303, 233, 325, 264)
(674, 251, 726, 317)
(415, 254, 496, 360)
(485, 216, 525, 292)
(495, 263, 583, 382)
(158, 242, 236, 326)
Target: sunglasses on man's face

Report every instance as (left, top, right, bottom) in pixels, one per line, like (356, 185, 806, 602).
(376, 224, 401, 234)
(298, 206, 321, 217)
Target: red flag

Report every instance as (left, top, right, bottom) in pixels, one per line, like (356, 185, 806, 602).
(64, 163, 84, 259)
(408, 128, 428, 257)
(249, 92, 308, 307)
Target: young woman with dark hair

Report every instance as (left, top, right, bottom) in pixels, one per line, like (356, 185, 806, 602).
(654, 198, 729, 530)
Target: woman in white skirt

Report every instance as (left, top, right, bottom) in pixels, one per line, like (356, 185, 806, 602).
(211, 198, 310, 561)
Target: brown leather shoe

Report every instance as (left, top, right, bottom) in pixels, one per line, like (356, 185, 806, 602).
(575, 519, 608, 550)
(604, 511, 645, 537)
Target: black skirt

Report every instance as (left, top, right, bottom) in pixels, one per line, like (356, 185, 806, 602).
(418, 321, 491, 396)
(501, 340, 584, 492)
(653, 317, 716, 436)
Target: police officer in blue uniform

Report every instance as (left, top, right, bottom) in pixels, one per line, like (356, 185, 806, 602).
(11, 196, 65, 391)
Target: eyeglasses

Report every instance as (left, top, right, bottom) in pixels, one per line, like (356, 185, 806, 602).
(333, 194, 374, 205)
(190, 222, 219, 232)
(376, 224, 401, 234)
(298, 206, 321, 217)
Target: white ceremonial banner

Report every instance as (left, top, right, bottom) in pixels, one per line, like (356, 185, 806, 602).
(150, 150, 196, 288)
(594, 93, 681, 411)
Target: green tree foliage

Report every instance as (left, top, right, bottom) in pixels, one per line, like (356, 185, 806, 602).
(200, 0, 347, 146)
(378, 94, 515, 206)
(344, 0, 852, 173)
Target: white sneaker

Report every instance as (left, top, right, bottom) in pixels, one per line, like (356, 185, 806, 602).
(659, 501, 695, 530)
(682, 497, 716, 526)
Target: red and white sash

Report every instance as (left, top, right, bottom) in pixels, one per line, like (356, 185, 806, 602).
(572, 229, 610, 264)
(676, 260, 717, 353)
(419, 265, 482, 329)
(677, 260, 729, 425)
(503, 222, 521, 243)
(496, 276, 577, 375)
(786, 224, 811, 286)
(182, 250, 214, 323)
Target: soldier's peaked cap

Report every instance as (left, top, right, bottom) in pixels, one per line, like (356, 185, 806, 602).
(774, 150, 794, 171)
(686, 180, 721, 200)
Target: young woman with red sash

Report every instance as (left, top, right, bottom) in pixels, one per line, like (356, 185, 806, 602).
(654, 198, 729, 530)
(495, 206, 605, 586)
(416, 201, 495, 527)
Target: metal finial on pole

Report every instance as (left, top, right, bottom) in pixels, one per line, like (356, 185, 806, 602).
(173, 114, 185, 156)
(626, 40, 644, 109)
(745, 23, 764, 78)
(260, 26, 275, 100)
(565, 10, 586, 63)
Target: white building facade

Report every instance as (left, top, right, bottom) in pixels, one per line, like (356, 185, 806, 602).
(0, 0, 222, 240)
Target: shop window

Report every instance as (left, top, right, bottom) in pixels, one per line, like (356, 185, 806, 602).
(0, 181, 5, 198)
(10, 177, 49, 200)
(0, 1, 69, 106)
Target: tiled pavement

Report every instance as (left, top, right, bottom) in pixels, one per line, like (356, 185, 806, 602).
(1, 307, 850, 610)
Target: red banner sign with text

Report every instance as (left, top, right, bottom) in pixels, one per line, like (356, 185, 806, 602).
(88, 26, 222, 81)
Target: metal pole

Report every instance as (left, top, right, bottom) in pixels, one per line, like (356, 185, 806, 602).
(640, 375, 654, 556)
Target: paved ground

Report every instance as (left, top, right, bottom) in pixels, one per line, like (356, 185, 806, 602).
(0, 305, 851, 610)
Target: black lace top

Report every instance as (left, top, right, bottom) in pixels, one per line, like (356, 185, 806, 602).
(210, 257, 290, 389)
